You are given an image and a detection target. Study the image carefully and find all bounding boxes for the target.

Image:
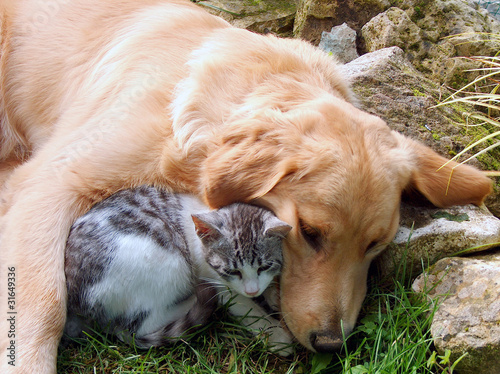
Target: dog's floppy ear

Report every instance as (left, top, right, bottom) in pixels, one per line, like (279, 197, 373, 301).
(202, 120, 296, 208)
(396, 133, 492, 207)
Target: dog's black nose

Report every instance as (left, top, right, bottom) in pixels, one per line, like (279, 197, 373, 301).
(310, 331, 343, 353)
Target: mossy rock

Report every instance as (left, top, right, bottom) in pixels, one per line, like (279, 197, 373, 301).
(361, 0, 500, 86)
(195, 0, 296, 36)
(413, 255, 500, 374)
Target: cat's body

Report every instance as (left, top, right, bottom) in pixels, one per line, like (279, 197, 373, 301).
(64, 186, 293, 352)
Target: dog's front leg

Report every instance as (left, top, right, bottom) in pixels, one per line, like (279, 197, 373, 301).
(0, 143, 158, 372)
(0, 181, 80, 373)
(0, 111, 185, 373)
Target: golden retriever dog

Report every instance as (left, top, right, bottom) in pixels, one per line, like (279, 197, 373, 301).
(0, 0, 492, 372)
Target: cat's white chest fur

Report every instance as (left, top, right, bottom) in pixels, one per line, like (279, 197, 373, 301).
(87, 234, 195, 335)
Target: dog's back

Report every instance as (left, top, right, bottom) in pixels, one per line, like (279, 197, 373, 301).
(0, 0, 229, 164)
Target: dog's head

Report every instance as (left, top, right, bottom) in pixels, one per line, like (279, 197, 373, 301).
(201, 97, 492, 352)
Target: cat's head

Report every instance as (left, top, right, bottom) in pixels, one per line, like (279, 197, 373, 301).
(192, 203, 291, 298)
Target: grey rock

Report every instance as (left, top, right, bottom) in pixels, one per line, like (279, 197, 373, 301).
(195, 0, 296, 36)
(340, 47, 472, 159)
(318, 23, 359, 63)
(360, 0, 500, 86)
(361, 7, 423, 61)
(413, 253, 500, 374)
(400, 0, 498, 45)
(377, 203, 500, 279)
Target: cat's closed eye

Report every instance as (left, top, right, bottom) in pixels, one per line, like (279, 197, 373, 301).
(225, 269, 242, 279)
(257, 264, 273, 275)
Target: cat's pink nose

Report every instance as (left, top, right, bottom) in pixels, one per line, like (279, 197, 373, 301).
(244, 281, 260, 296)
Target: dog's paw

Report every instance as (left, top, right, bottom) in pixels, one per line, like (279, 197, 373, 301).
(266, 326, 294, 357)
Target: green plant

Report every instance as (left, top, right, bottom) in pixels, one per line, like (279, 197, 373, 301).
(333, 275, 440, 374)
(434, 38, 500, 178)
(427, 349, 468, 374)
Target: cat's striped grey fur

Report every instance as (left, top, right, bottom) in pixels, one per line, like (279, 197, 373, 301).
(64, 186, 293, 352)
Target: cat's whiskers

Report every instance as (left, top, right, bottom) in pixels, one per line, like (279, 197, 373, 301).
(199, 277, 228, 290)
(197, 277, 232, 303)
(199, 276, 221, 284)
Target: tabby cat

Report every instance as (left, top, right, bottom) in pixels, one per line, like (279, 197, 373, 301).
(64, 186, 293, 352)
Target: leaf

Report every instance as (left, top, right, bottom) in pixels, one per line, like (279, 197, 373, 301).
(349, 365, 370, 374)
(438, 349, 452, 365)
(358, 321, 377, 335)
(310, 353, 334, 374)
(427, 351, 437, 368)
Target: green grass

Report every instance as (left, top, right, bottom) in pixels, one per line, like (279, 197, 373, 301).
(434, 51, 500, 178)
(57, 260, 445, 374)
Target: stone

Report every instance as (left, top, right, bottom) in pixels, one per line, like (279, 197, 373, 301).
(341, 47, 468, 157)
(294, 0, 390, 44)
(399, 0, 497, 45)
(318, 23, 359, 63)
(376, 203, 500, 279)
(361, 7, 423, 62)
(413, 253, 500, 374)
(390, 0, 500, 86)
(195, 0, 296, 36)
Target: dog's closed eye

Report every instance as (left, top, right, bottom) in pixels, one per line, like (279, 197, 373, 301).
(299, 218, 322, 250)
(366, 241, 378, 252)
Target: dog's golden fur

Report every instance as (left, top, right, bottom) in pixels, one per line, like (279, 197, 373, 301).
(0, 0, 492, 372)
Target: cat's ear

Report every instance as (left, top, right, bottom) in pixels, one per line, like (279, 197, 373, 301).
(192, 214, 222, 242)
(264, 216, 292, 239)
